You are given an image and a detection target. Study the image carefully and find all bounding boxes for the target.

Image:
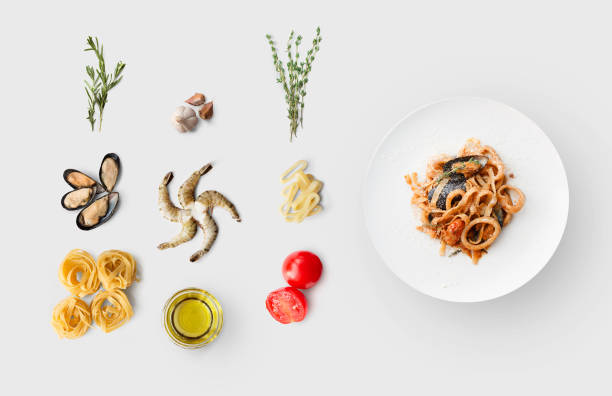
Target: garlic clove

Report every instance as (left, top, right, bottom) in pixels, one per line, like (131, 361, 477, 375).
(172, 106, 198, 133)
(185, 93, 206, 106)
(199, 101, 213, 120)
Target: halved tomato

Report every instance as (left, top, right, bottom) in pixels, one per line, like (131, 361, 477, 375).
(265, 287, 308, 324)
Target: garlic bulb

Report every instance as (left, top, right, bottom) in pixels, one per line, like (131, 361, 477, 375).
(172, 106, 198, 132)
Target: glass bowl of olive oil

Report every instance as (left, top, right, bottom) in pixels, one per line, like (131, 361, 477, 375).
(162, 288, 223, 349)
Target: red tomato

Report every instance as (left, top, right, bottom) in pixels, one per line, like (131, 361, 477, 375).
(265, 287, 307, 324)
(282, 251, 323, 289)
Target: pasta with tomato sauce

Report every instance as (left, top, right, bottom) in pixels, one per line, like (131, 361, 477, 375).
(405, 138, 525, 264)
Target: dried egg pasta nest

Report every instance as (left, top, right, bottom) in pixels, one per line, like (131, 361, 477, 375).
(51, 296, 92, 339)
(91, 289, 133, 333)
(96, 250, 138, 290)
(59, 249, 100, 297)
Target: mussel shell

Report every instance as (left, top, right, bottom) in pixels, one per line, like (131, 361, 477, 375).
(76, 192, 119, 231)
(428, 175, 466, 210)
(63, 169, 103, 192)
(442, 155, 488, 175)
(61, 187, 97, 210)
(99, 153, 120, 192)
(493, 205, 505, 227)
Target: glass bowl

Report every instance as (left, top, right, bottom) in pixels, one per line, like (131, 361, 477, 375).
(162, 288, 223, 349)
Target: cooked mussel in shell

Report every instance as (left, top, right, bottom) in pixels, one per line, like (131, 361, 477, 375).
(427, 155, 488, 210)
(428, 175, 466, 210)
(63, 169, 102, 191)
(99, 153, 120, 192)
(493, 204, 505, 227)
(61, 187, 96, 210)
(76, 192, 119, 230)
(442, 155, 488, 178)
(61, 153, 122, 230)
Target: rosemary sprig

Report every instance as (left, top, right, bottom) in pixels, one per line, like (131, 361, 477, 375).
(84, 36, 126, 132)
(266, 27, 322, 141)
(434, 158, 480, 184)
(85, 65, 100, 130)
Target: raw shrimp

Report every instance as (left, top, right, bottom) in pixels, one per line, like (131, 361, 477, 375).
(157, 164, 240, 262)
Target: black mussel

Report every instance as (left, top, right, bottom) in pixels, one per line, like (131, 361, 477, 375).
(493, 204, 505, 227)
(99, 153, 120, 192)
(428, 175, 466, 210)
(61, 187, 97, 210)
(76, 192, 119, 230)
(63, 169, 103, 192)
(442, 155, 488, 178)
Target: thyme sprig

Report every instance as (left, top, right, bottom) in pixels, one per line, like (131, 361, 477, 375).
(449, 249, 462, 257)
(84, 36, 126, 132)
(266, 27, 322, 141)
(434, 158, 481, 184)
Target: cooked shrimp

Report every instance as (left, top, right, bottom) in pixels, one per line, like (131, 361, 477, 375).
(442, 218, 465, 246)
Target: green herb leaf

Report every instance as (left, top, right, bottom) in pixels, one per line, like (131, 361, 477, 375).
(266, 27, 321, 141)
(84, 36, 125, 132)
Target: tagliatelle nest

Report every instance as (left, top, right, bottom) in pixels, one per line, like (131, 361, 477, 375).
(91, 289, 134, 333)
(59, 249, 100, 297)
(51, 296, 92, 339)
(96, 250, 138, 290)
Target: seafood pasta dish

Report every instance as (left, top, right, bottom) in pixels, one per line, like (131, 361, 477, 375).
(404, 138, 525, 264)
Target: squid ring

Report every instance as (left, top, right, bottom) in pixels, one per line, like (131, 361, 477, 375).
(461, 216, 501, 251)
(497, 185, 525, 214)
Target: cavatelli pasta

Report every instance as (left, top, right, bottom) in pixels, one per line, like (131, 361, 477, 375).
(280, 160, 323, 223)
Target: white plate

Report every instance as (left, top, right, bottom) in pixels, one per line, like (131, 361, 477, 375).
(364, 97, 569, 302)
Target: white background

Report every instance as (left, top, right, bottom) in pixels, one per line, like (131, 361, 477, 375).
(1, 1, 610, 395)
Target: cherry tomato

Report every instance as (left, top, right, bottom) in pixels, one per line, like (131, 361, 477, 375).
(282, 251, 323, 289)
(265, 287, 307, 324)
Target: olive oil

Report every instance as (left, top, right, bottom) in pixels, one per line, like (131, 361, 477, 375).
(163, 288, 223, 348)
(172, 298, 212, 338)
